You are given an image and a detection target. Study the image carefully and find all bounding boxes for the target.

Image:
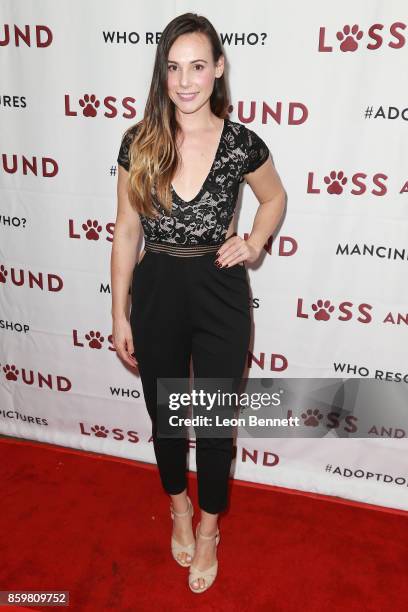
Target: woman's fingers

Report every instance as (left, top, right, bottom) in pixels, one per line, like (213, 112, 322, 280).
(126, 337, 138, 367)
(119, 342, 138, 368)
(216, 238, 247, 267)
(113, 323, 138, 368)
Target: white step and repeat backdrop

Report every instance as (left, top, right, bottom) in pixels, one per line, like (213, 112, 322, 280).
(1, 1, 408, 512)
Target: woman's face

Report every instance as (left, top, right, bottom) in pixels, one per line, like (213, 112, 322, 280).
(167, 32, 223, 116)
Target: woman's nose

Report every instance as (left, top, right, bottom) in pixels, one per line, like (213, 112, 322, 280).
(179, 70, 192, 88)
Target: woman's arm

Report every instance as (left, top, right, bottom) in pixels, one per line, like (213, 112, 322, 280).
(216, 157, 286, 267)
(245, 157, 286, 256)
(110, 165, 141, 367)
(111, 165, 141, 319)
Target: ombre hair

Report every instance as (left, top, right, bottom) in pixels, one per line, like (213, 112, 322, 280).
(124, 12, 229, 218)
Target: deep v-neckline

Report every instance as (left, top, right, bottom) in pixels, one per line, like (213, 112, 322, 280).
(171, 118, 227, 205)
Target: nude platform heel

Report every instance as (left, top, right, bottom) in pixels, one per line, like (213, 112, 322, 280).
(188, 521, 221, 593)
(170, 495, 195, 567)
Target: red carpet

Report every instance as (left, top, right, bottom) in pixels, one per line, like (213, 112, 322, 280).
(1, 437, 407, 611)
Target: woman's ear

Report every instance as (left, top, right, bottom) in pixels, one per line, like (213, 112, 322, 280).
(216, 55, 224, 78)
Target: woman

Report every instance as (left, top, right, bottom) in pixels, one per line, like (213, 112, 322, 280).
(111, 13, 285, 593)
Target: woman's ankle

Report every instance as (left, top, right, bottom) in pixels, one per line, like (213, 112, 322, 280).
(170, 490, 190, 514)
(198, 511, 219, 537)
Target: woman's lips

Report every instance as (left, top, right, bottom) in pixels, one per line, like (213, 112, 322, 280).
(178, 92, 198, 101)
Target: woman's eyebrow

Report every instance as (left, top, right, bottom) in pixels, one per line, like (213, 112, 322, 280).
(167, 59, 208, 64)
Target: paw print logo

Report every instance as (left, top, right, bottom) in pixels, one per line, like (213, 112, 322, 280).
(3, 364, 19, 381)
(324, 170, 347, 195)
(301, 408, 323, 427)
(82, 219, 102, 241)
(0, 264, 8, 283)
(85, 330, 105, 349)
(336, 25, 363, 52)
(91, 424, 109, 438)
(312, 299, 335, 321)
(79, 94, 100, 117)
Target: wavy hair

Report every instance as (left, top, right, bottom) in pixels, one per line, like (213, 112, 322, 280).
(124, 12, 229, 218)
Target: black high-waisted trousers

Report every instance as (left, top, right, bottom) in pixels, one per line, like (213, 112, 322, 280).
(129, 244, 251, 514)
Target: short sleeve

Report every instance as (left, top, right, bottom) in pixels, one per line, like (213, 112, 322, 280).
(242, 127, 270, 175)
(117, 124, 140, 172)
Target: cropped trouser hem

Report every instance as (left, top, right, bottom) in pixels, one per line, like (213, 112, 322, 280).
(162, 477, 229, 514)
(163, 483, 188, 496)
(198, 501, 228, 515)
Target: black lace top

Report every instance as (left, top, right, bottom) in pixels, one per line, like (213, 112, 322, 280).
(117, 118, 270, 246)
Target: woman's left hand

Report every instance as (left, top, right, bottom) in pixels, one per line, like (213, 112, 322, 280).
(215, 234, 261, 268)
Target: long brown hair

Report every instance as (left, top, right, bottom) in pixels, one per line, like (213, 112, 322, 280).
(125, 13, 229, 218)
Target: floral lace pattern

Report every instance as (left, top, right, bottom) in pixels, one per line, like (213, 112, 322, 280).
(117, 118, 270, 246)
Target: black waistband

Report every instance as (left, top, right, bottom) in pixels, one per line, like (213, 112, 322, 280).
(144, 242, 218, 257)
(143, 234, 236, 258)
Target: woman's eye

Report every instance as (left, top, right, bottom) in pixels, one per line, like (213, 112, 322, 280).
(167, 65, 204, 71)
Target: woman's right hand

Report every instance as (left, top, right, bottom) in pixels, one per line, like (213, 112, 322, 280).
(112, 316, 138, 369)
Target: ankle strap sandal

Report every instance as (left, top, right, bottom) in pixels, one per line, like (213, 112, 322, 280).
(170, 495, 195, 567)
(188, 521, 221, 593)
